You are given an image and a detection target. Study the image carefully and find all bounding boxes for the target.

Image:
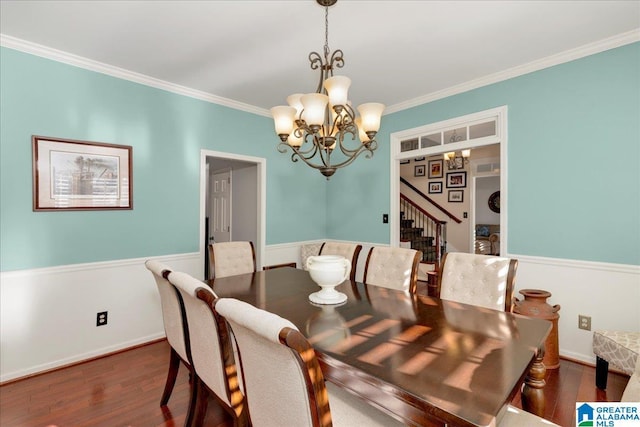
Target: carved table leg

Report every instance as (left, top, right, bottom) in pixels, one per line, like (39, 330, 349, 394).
(522, 345, 546, 417)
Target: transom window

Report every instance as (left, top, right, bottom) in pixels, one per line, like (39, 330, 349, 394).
(399, 117, 498, 153)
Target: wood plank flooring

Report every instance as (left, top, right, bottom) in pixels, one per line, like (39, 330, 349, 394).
(0, 339, 629, 427)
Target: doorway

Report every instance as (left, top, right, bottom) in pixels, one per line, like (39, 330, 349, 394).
(390, 106, 508, 256)
(199, 150, 266, 279)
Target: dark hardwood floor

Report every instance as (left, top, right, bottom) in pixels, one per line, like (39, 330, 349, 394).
(0, 339, 629, 427)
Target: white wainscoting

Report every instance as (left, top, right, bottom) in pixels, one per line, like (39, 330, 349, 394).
(511, 254, 640, 365)
(0, 253, 201, 383)
(1, 245, 638, 382)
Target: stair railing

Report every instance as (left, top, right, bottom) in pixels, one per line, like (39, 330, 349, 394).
(400, 177, 462, 224)
(400, 193, 447, 267)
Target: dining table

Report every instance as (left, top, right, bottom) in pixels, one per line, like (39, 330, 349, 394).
(208, 267, 551, 427)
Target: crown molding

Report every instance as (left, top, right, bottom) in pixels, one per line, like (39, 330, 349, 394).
(2, 29, 638, 118)
(0, 34, 271, 117)
(385, 29, 640, 115)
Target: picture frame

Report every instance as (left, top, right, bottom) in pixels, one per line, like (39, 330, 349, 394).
(32, 135, 133, 211)
(400, 159, 410, 165)
(428, 182, 442, 194)
(446, 171, 467, 188)
(414, 156, 425, 162)
(448, 190, 464, 203)
(414, 165, 425, 177)
(428, 159, 443, 178)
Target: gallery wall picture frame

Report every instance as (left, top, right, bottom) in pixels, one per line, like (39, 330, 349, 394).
(448, 190, 464, 203)
(414, 165, 425, 177)
(428, 182, 443, 194)
(32, 135, 133, 211)
(446, 171, 467, 188)
(400, 159, 410, 164)
(414, 156, 426, 162)
(428, 159, 443, 179)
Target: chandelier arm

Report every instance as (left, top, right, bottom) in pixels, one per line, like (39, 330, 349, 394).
(318, 143, 376, 171)
(285, 145, 332, 171)
(327, 49, 344, 73)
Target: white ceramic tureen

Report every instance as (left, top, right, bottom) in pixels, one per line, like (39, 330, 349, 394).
(306, 255, 351, 304)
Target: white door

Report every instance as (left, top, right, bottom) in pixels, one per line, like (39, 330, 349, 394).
(209, 171, 231, 245)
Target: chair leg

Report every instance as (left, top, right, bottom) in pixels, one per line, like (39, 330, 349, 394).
(192, 377, 209, 427)
(596, 356, 609, 390)
(160, 348, 181, 406)
(185, 371, 198, 427)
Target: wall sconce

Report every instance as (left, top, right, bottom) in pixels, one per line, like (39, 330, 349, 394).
(444, 149, 470, 170)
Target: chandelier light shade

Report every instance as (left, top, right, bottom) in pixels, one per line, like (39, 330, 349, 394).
(270, 0, 385, 179)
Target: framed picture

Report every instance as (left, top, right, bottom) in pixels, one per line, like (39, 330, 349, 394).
(446, 171, 467, 188)
(428, 182, 442, 194)
(448, 190, 464, 203)
(414, 156, 425, 162)
(32, 135, 133, 211)
(400, 159, 410, 165)
(428, 159, 443, 178)
(414, 165, 425, 177)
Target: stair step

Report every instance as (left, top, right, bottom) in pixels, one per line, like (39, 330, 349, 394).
(412, 236, 434, 244)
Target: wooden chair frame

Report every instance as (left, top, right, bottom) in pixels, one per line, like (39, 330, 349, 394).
(146, 264, 197, 427)
(191, 288, 248, 427)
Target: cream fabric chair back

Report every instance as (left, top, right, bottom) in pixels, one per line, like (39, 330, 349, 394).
(438, 252, 517, 312)
(215, 298, 318, 427)
(209, 241, 256, 278)
(363, 246, 422, 294)
(300, 242, 322, 270)
(145, 260, 188, 365)
(167, 271, 244, 423)
(319, 242, 362, 281)
(216, 298, 405, 427)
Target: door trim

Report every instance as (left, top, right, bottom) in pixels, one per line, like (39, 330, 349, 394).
(199, 149, 266, 277)
(389, 106, 508, 256)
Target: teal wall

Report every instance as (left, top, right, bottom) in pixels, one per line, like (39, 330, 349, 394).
(0, 47, 327, 271)
(2, 42, 638, 271)
(328, 42, 640, 266)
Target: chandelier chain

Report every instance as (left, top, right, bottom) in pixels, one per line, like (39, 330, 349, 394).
(324, 5, 330, 59)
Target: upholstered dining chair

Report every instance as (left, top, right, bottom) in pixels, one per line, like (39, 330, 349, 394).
(144, 260, 195, 425)
(209, 241, 256, 279)
(362, 246, 422, 294)
(437, 252, 518, 312)
(167, 271, 246, 427)
(215, 297, 404, 427)
(319, 241, 362, 281)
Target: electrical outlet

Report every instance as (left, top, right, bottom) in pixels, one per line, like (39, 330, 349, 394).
(96, 311, 108, 327)
(578, 314, 591, 331)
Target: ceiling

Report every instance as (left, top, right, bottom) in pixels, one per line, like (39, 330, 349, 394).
(1, 1, 639, 116)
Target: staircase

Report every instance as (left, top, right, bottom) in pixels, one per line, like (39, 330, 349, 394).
(400, 194, 447, 264)
(400, 217, 439, 262)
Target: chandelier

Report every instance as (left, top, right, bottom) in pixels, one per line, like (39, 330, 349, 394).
(444, 150, 470, 170)
(270, 0, 385, 179)
(444, 130, 470, 170)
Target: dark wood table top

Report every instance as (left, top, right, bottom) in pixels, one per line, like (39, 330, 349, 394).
(209, 267, 551, 427)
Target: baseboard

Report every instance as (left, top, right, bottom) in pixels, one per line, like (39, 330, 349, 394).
(0, 333, 165, 385)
